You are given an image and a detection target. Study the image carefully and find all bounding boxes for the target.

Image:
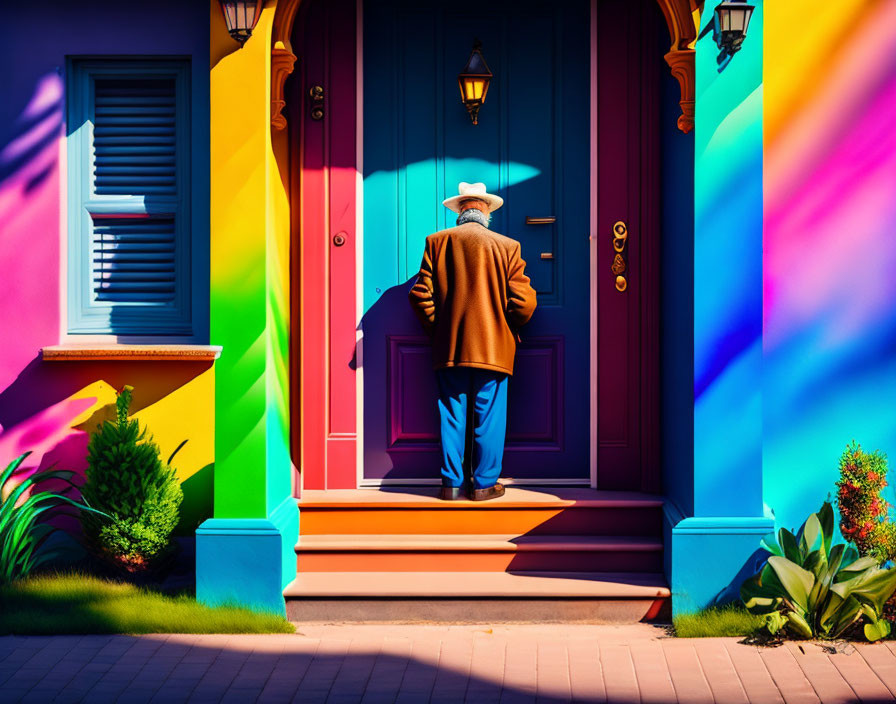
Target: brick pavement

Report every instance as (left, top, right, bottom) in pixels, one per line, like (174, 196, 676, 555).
(2, 624, 895, 703)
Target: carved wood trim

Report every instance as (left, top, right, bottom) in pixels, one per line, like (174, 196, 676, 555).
(271, 46, 297, 130)
(665, 49, 695, 133)
(270, 0, 302, 130)
(271, 0, 698, 133)
(653, 0, 699, 133)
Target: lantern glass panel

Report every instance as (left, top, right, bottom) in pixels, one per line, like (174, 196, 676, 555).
(716, 7, 731, 32)
(737, 7, 754, 35)
(220, 0, 261, 36)
(223, 3, 238, 28)
(468, 79, 484, 101)
(240, 1, 253, 26)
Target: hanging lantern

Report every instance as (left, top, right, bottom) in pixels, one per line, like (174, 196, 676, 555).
(219, 0, 264, 47)
(712, 1, 755, 57)
(457, 40, 493, 126)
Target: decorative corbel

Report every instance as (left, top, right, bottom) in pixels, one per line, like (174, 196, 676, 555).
(664, 49, 695, 133)
(271, 43, 297, 130)
(270, 0, 302, 130)
(654, 0, 700, 133)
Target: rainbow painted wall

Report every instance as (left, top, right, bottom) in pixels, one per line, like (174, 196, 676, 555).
(763, 0, 896, 531)
(680, 0, 896, 533)
(671, 0, 896, 613)
(0, 0, 214, 537)
(3, 0, 896, 614)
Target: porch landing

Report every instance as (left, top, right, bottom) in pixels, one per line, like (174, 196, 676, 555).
(288, 487, 668, 623)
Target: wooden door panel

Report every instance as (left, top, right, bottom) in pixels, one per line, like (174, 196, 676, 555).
(362, 0, 590, 483)
(595, 0, 662, 490)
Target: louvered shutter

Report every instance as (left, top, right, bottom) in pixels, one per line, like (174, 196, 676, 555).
(67, 61, 191, 334)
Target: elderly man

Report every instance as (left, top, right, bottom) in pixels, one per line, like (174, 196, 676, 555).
(409, 182, 537, 501)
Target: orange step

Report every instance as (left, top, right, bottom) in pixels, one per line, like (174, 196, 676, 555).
(283, 571, 670, 623)
(298, 487, 663, 536)
(295, 534, 664, 572)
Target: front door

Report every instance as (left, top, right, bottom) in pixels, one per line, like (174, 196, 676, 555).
(361, 0, 591, 483)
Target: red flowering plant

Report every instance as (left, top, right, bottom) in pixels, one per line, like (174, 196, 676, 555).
(836, 441, 896, 564)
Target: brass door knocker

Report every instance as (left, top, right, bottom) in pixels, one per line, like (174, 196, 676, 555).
(612, 221, 628, 292)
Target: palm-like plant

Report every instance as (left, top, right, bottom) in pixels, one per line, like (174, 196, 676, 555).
(742, 502, 896, 641)
(0, 452, 106, 584)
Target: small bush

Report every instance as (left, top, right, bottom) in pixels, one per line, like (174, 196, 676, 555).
(836, 441, 896, 564)
(80, 386, 183, 574)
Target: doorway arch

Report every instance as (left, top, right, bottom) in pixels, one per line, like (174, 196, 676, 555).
(270, 0, 699, 134)
(277, 0, 691, 491)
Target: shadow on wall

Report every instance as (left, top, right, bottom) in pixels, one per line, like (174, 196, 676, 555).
(0, 71, 66, 397)
(704, 548, 768, 608)
(0, 72, 62, 202)
(0, 357, 215, 536)
(357, 273, 566, 484)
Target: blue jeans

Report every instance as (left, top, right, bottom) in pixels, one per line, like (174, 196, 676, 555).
(436, 367, 509, 490)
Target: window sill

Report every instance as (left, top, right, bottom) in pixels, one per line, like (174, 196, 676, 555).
(41, 344, 222, 362)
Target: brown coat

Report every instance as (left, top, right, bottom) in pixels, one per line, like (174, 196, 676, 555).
(408, 222, 537, 375)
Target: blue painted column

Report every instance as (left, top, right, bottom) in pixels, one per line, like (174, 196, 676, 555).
(668, 1, 774, 616)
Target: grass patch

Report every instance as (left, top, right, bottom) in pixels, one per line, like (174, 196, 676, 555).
(0, 573, 295, 635)
(673, 604, 766, 638)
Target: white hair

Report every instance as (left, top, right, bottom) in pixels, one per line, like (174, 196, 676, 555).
(456, 208, 491, 228)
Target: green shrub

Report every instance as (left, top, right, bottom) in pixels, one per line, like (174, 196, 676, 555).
(742, 502, 896, 641)
(80, 386, 183, 573)
(0, 452, 106, 584)
(836, 441, 896, 564)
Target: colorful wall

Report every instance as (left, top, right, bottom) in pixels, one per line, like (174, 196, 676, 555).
(693, 1, 764, 522)
(667, 0, 773, 617)
(763, 0, 896, 531)
(6, 0, 896, 618)
(196, 3, 297, 616)
(674, 0, 896, 614)
(0, 0, 214, 536)
(208, 3, 292, 520)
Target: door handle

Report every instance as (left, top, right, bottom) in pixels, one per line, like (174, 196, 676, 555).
(612, 221, 627, 292)
(309, 85, 325, 121)
(526, 216, 556, 225)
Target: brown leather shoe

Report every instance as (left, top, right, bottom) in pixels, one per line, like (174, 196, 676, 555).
(471, 483, 505, 501)
(439, 486, 464, 500)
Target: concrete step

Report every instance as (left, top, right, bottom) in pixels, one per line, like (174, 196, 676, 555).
(295, 534, 664, 572)
(298, 487, 664, 536)
(283, 571, 670, 623)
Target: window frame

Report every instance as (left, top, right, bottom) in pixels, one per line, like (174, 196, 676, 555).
(66, 58, 195, 337)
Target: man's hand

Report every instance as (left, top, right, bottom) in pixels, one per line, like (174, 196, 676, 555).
(409, 238, 437, 334)
(506, 243, 537, 329)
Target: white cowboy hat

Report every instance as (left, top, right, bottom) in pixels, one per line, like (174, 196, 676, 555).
(442, 182, 504, 213)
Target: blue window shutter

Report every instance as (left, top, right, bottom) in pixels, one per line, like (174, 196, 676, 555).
(67, 60, 192, 335)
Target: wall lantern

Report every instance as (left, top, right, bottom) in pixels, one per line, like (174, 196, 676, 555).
(219, 0, 263, 47)
(712, 1, 755, 59)
(457, 40, 493, 126)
